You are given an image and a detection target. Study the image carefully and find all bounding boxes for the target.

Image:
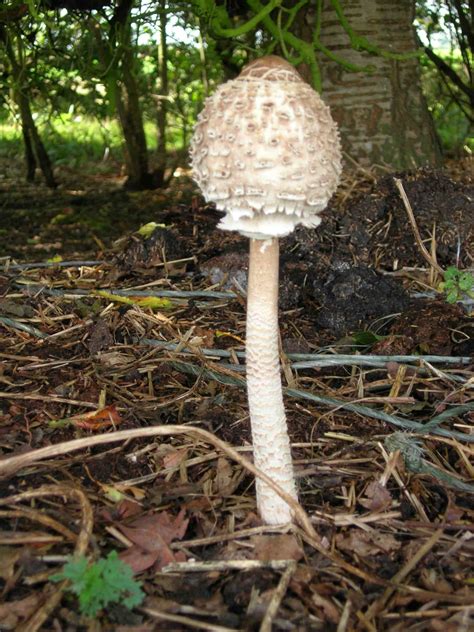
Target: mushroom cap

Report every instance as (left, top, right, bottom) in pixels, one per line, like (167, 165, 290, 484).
(190, 55, 342, 239)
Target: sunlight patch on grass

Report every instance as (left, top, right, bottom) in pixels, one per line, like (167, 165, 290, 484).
(0, 116, 174, 173)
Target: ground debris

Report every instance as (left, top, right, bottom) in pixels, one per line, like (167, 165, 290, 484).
(0, 162, 473, 630)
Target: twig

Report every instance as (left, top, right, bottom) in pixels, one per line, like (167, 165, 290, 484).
(0, 485, 94, 632)
(337, 599, 352, 632)
(141, 607, 237, 632)
(1, 260, 102, 270)
(141, 339, 473, 366)
(0, 425, 318, 541)
(260, 561, 297, 632)
(394, 178, 444, 276)
(15, 284, 237, 300)
(168, 359, 474, 443)
(163, 560, 294, 573)
(0, 316, 48, 338)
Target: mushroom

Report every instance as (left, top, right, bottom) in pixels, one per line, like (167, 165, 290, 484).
(190, 55, 342, 525)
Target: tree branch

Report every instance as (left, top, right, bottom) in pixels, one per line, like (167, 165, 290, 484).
(423, 44, 474, 107)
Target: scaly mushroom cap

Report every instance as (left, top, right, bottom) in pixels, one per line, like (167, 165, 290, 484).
(190, 55, 342, 239)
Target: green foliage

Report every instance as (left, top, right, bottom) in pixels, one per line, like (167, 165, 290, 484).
(439, 266, 474, 303)
(0, 117, 159, 170)
(419, 51, 473, 153)
(51, 551, 144, 618)
(416, 1, 472, 154)
(351, 331, 384, 346)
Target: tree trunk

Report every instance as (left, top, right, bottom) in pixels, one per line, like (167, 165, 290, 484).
(118, 41, 157, 189)
(22, 125, 37, 182)
(313, 0, 442, 169)
(16, 89, 56, 187)
(154, 0, 168, 185)
(3, 28, 56, 187)
(91, 1, 160, 190)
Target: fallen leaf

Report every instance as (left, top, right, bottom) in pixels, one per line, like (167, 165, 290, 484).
(117, 509, 189, 572)
(359, 480, 392, 512)
(215, 330, 245, 344)
(0, 546, 20, 581)
(0, 594, 40, 629)
(214, 457, 234, 496)
(336, 529, 401, 557)
(137, 222, 167, 237)
(0, 299, 34, 318)
(419, 568, 453, 594)
(96, 351, 134, 367)
(94, 290, 173, 310)
(311, 590, 340, 624)
(49, 405, 122, 430)
(251, 535, 304, 562)
(100, 498, 142, 522)
(163, 448, 188, 469)
(120, 548, 166, 574)
(87, 318, 114, 354)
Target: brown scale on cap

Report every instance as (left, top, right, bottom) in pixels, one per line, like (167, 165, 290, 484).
(190, 55, 342, 239)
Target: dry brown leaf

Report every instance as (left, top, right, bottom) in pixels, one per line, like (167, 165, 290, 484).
(118, 508, 189, 572)
(162, 448, 188, 469)
(214, 457, 234, 496)
(311, 590, 340, 624)
(336, 529, 401, 557)
(419, 568, 453, 594)
(100, 498, 142, 522)
(0, 546, 20, 581)
(251, 534, 304, 562)
(0, 594, 40, 629)
(359, 480, 392, 512)
(53, 404, 122, 430)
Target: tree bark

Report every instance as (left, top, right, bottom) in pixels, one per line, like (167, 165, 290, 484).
(16, 90, 56, 187)
(117, 41, 156, 189)
(154, 0, 168, 184)
(304, 0, 443, 169)
(22, 125, 37, 182)
(3, 27, 56, 187)
(91, 0, 160, 190)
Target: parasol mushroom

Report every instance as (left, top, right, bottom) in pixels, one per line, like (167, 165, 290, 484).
(190, 55, 342, 525)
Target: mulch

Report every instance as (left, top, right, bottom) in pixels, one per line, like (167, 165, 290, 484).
(0, 158, 473, 631)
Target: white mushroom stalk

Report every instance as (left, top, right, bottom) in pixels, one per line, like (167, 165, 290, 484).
(190, 56, 342, 525)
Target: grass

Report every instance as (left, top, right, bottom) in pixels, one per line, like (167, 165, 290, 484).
(0, 115, 185, 173)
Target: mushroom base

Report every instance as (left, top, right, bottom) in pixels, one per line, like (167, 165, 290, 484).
(246, 237, 298, 525)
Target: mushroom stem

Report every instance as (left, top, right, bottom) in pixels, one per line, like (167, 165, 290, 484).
(246, 237, 298, 525)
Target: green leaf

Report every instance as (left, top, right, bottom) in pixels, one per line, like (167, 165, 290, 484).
(94, 290, 172, 310)
(51, 551, 144, 618)
(458, 272, 474, 292)
(137, 222, 167, 237)
(446, 290, 459, 303)
(351, 331, 384, 346)
(444, 266, 459, 281)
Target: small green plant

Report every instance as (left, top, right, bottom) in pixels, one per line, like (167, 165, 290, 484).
(439, 266, 474, 304)
(51, 551, 144, 618)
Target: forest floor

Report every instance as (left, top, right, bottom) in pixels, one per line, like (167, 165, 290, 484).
(0, 155, 473, 631)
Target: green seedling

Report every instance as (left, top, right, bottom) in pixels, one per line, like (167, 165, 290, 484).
(51, 551, 144, 618)
(137, 221, 167, 237)
(439, 266, 474, 304)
